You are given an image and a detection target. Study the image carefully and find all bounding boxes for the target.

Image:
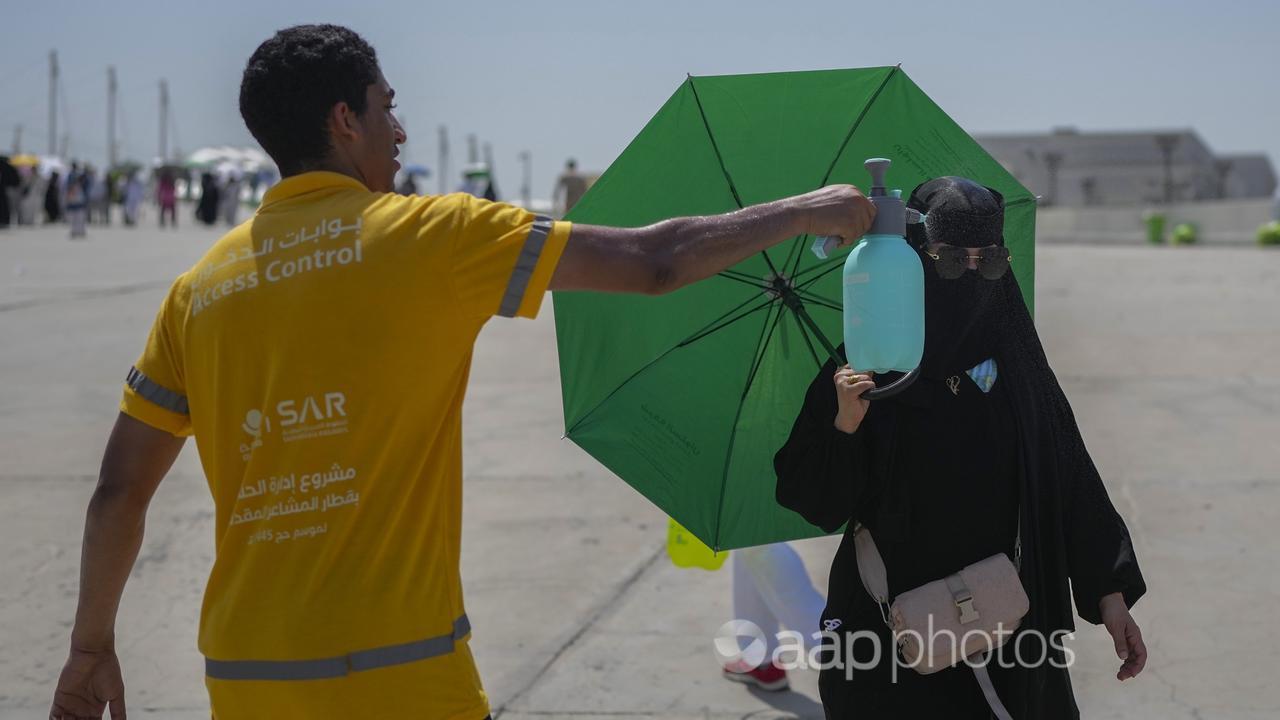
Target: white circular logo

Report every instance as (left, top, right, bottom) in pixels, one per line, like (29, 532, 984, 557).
(713, 619, 767, 671)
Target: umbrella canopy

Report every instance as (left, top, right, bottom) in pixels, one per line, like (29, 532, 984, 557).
(9, 154, 40, 167)
(38, 156, 67, 178)
(185, 147, 228, 169)
(186, 146, 274, 173)
(552, 67, 1036, 551)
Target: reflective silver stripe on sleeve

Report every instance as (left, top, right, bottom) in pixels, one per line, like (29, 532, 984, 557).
(497, 216, 554, 318)
(125, 366, 189, 415)
(205, 614, 471, 681)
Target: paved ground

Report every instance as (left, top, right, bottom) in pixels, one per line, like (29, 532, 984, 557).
(1, 221, 1278, 719)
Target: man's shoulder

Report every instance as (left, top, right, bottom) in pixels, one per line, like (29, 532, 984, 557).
(361, 190, 472, 222)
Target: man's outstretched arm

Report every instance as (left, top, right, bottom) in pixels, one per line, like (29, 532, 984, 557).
(51, 412, 185, 720)
(550, 185, 874, 295)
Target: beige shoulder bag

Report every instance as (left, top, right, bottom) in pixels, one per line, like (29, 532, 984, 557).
(853, 523, 1028, 720)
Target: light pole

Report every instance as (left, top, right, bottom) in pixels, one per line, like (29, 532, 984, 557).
(159, 79, 170, 162)
(438, 125, 449, 195)
(1154, 134, 1180, 204)
(518, 150, 531, 209)
(107, 66, 118, 168)
(1043, 151, 1063, 206)
(48, 51, 58, 156)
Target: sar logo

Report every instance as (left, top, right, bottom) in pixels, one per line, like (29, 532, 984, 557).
(239, 408, 271, 461)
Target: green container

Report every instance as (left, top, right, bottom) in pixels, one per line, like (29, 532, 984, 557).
(1144, 212, 1166, 245)
(1257, 221, 1280, 247)
(1171, 222, 1198, 245)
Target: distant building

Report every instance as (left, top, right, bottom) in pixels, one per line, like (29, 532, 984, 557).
(976, 128, 1277, 207)
(1219, 154, 1278, 201)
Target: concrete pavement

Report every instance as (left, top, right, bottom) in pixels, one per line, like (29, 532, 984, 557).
(1, 222, 1278, 718)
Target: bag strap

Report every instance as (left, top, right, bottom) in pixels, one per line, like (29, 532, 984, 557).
(972, 652, 1015, 720)
(851, 524, 892, 627)
(1014, 513, 1022, 572)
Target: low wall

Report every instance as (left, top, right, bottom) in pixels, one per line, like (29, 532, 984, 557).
(1037, 198, 1277, 245)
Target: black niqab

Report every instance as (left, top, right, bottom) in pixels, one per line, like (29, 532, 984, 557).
(909, 176, 1008, 378)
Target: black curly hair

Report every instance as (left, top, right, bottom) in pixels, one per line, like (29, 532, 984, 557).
(239, 24, 381, 175)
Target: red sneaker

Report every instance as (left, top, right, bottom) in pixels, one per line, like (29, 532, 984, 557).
(722, 661, 789, 692)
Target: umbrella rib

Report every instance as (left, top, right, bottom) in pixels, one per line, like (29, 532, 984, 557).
(793, 290, 842, 313)
(779, 233, 809, 284)
(687, 74, 783, 279)
(719, 269, 760, 281)
(740, 299, 788, 401)
(716, 270, 770, 290)
(677, 296, 776, 349)
(816, 65, 900, 190)
(791, 309, 824, 368)
(793, 256, 845, 286)
(709, 288, 790, 550)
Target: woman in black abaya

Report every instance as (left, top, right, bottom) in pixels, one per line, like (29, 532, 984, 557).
(774, 178, 1148, 719)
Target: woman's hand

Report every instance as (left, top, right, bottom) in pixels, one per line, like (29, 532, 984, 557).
(833, 365, 875, 434)
(1100, 592, 1147, 681)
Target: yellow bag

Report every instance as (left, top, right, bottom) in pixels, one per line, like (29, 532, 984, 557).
(666, 517, 728, 570)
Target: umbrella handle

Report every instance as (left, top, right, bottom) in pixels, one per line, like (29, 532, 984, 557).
(861, 365, 920, 401)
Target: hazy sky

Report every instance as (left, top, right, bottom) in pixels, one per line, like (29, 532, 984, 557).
(3, 0, 1276, 199)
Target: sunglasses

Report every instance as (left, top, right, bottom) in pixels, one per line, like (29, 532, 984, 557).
(924, 244, 1013, 280)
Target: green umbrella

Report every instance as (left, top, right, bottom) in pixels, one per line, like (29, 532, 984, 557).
(553, 66, 1036, 551)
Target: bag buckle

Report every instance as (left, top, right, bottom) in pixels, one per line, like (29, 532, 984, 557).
(955, 593, 980, 625)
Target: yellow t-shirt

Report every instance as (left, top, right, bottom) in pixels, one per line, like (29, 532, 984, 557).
(120, 172, 570, 719)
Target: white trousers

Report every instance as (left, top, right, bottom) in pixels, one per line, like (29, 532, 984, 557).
(733, 542, 826, 659)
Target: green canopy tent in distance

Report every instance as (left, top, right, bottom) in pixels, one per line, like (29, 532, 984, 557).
(553, 66, 1036, 551)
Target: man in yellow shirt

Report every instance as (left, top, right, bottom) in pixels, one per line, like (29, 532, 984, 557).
(49, 24, 874, 720)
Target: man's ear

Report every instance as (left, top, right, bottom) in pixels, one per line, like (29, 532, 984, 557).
(327, 101, 360, 145)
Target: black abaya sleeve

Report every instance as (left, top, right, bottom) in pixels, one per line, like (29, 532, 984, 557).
(1059, 402, 1147, 625)
(773, 358, 876, 534)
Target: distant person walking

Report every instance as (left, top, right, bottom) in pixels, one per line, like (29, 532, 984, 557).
(221, 172, 242, 225)
(44, 170, 63, 223)
(65, 164, 90, 238)
(123, 172, 145, 226)
(89, 168, 111, 225)
(157, 170, 178, 228)
(553, 158, 588, 218)
(0, 155, 19, 229)
(196, 172, 220, 226)
(18, 169, 42, 225)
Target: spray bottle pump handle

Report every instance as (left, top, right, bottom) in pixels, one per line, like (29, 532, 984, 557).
(864, 158, 891, 197)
